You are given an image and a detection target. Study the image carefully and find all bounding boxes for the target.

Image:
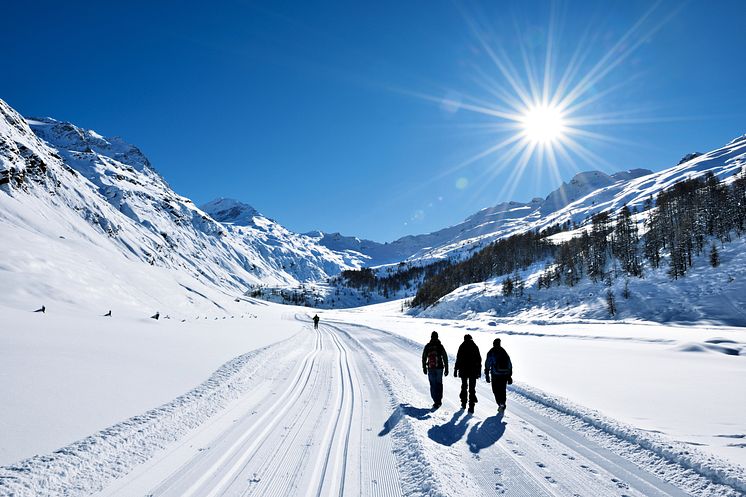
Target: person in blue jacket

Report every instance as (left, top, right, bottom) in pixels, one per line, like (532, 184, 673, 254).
(484, 338, 513, 412)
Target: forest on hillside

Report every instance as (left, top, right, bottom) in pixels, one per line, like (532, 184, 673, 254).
(411, 169, 746, 308)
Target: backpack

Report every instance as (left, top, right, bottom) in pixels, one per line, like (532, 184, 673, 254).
(427, 347, 439, 369)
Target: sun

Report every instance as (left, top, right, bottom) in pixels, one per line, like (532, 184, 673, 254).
(520, 104, 566, 144)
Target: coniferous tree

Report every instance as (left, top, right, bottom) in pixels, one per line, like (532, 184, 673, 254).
(710, 243, 720, 268)
(606, 289, 616, 316)
(502, 277, 514, 296)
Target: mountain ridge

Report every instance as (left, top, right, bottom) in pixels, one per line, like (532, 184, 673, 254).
(2, 96, 744, 315)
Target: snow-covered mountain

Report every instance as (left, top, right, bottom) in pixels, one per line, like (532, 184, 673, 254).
(311, 170, 652, 267)
(2, 94, 745, 319)
(0, 98, 365, 314)
(411, 138, 746, 324)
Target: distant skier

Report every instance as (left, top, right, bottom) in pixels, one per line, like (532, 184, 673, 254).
(484, 338, 513, 412)
(151, 311, 160, 320)
(104, 310, 112, 317)
(422, 331, 449, 409)
(454, 334, 482, 413)
(34, 305, 46, 313)
(312, 314, 320, 329)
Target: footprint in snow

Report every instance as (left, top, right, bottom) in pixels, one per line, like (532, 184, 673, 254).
(611, 477, 629, 489)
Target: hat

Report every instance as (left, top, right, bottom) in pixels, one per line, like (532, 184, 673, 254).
(493, 338, 501, 347)
(431, 331, 439, 339)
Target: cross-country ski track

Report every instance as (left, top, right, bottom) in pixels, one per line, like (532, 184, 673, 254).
(2, 315, 743, 497)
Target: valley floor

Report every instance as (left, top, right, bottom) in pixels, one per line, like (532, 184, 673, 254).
(1, 303, 745, 496)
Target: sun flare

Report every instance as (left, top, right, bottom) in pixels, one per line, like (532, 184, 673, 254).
(520, 104, 566, 144)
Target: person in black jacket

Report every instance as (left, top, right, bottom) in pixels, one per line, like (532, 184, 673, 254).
(484, 338, 513, 412)
(454, 334, 481, 413)
(312, 314, 320, 329)
(422, 331, 449, 409)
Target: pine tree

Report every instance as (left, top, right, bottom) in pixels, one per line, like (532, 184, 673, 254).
(709, 243, 720, 268)
(622, 279, 631, 299)
(606, 289, 616, 316)
(502, 277, 514, 297)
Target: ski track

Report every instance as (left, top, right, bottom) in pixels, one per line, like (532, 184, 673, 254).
(90, 318, 404, 497)
(3, 316, 744, 496)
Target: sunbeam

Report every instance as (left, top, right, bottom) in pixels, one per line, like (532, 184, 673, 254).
(399, 1, 687, 207)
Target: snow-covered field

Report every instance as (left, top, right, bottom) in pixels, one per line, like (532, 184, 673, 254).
(0, 303, 299, 466)
(2, 300, 745, 497)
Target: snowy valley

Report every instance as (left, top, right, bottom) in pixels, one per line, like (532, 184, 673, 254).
(2, 95, 746, 497)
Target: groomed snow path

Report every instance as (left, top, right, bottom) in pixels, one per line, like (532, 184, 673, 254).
(3, 317, 742, 497)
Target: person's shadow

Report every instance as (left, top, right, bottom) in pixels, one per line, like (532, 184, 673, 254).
(428, 410, 472, 446)
(466, 413, 506, 453)
(379, 404, 433, 436)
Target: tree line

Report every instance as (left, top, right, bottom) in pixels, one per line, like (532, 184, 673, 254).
(336, 260, 450, 299)
(412, 168, 746, 308)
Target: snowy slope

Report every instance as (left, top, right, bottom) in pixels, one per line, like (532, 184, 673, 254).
(409, 134, 746, 324)
(0, 98, 365, 314)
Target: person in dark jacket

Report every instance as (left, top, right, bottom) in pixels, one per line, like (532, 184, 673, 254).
(312, 314, 320, 329)
(484, 338, 513, 412)
(454, 334, 481, 413)
(422, 331, 449, 409)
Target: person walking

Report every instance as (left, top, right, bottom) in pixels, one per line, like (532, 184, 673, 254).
(485, 338, 513, 412)
(422, 331, 449, 409)
(312, 314, 320, 329)
(454, 334, 481, 413)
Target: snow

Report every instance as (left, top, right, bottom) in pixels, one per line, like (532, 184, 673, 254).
(0, 303, 300, 466)
(4, 309, 744, 497)
(414, 233, 746, 326)
(329, 303, 746, 470)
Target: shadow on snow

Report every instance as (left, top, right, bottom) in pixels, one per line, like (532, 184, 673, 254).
(379, 403, 433, 436)
(380, 404, 507, 453)
(466, 413, 506, 453)
(428, 410, 474, 446)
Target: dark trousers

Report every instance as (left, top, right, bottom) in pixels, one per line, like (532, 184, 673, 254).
(460, 376, 478, 406)
(427, 369, 444, 403)
(491, 377, 508, 405)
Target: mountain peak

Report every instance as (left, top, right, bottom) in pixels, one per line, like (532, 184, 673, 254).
(201, 198, 260, 225)
(26, 117, 154, 174)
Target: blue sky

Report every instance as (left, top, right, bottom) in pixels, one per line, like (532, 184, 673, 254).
(3, 0, 746, 241)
